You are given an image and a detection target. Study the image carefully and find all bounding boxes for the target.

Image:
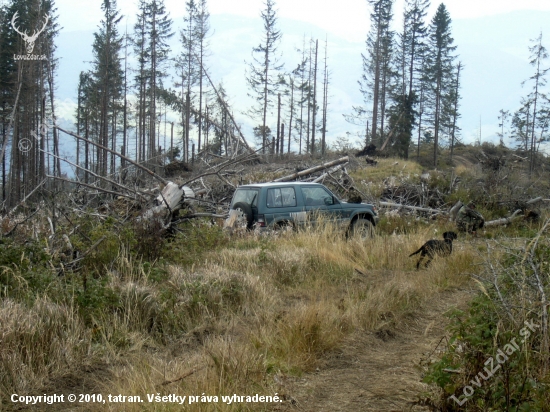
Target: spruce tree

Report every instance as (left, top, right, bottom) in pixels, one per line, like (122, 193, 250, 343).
(293, 35, 310, 154)
(245, 0, 284, 154)
(146, 0, 173, 168)
(360, 0, 394, 146)
(2, 0, 59, 204)
(448, 61, 462, 160)
(321, 37, 330, 156)
(424, 3, 456, 167)
(91, 0, 123, 177)
(390, 0, 429, 158)
(175, 0, 210, 160)
(497, 109, 510, 147)
(523, 32, 549, 176)
(195, 0, 210, 154)
(133, 0, 149, 163)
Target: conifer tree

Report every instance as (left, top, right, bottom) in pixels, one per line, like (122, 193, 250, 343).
(523, 32, 549, 175)
(91, 0, 123, 177)
(245, 0, 284, 154)
(321, 37, 330, 156)
(1, 0, 58, 204)
(147, 0, 173, 168)
(291, 39, 310, 154)
(497, 109, 510, 147)
(448, 61, 462, 160)
(390, 0, 429, 158)
(359, 0, 394, 146)
(133, 0, 149, 163)
(195, 0, 210, 154)
(175, 0, 210, 160)
(424, 3, 456, 167)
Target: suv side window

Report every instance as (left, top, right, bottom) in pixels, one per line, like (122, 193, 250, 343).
(302, 187, 334, 206)
(267, 187, 296, 208)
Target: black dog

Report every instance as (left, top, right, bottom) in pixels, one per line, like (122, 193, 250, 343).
(409, 231, 458, 269)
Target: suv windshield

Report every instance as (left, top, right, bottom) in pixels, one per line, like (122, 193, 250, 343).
(231, 188, 259, 207)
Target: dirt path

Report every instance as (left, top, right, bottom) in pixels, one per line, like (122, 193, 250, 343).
(274, 288, 474, 412)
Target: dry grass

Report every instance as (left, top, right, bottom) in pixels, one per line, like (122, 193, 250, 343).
(83, 221, 477, 411)
(3, 152, 549, 411)
(0, 298, 90, 407)
(348, 157, 425, 201)
(0, 181, 482, 412)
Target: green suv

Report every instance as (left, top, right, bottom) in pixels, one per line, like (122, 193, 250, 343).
(227, 182, 378, 236)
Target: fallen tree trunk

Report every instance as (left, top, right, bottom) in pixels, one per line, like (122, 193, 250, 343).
(186, 213, 227, 219)
(42, 148, 148, 200)
(197, 55, 256, 156)
(273, 156, 349, 182)
(379, 201, 446, 214)
(485, 209, 523, 227)
(527, 196, 543, 205)
(449, 200, 463, 221)
(311, 164, 346, 183)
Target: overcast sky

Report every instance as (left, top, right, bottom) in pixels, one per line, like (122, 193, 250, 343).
(39, 0, 550, 151)
(56, 0, 550, 40)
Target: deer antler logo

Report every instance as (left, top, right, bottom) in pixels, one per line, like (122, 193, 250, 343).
(11, 11, 49, 55)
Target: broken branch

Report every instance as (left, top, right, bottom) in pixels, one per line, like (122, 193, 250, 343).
(273, 156, 349, 182)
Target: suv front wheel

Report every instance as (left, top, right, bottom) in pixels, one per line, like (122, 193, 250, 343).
(349, 218, 374, 239)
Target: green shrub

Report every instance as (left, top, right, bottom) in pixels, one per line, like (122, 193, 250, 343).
(163, 220, 225, 266)
(423, 232, 550, 410)
(0, 239, 54, 301)
(74, 274, 121, 326)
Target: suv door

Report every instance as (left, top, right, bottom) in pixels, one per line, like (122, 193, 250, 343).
(264, 186, 304, 227)
(301, 186, 343, 225)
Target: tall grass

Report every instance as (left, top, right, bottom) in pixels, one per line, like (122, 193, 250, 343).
(95, 221, 476, 410)
(0, 298, 89, 408)
(0, 216, 478, 411)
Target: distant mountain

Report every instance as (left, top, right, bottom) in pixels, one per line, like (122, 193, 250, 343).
(452, 10, 550, 145)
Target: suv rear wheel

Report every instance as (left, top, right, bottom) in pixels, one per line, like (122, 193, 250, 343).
(232, 202, 254, 229)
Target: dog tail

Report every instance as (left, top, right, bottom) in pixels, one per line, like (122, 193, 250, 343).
(409, 248, 421, 257)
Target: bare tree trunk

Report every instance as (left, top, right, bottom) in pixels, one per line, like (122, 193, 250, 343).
(85, 114, 89, 184)
(198, 42, 204, 153)
(46, 60, 60, 178)
(55, 126, 168, 185)
(433, 74, 442, 167)
(170, 122, 174, 161)
(150, 15, 157, 169)
(371, 18, 382, 146)
(288, 76, 294, 154)
(186, 91, 191, 162)
(306, 40, 312, 153)
(276, 93, 281, 155)
(450, 63, 461, 161)
(280, 123, 285, 155)
(321, 37, 328, 156)
(122, 29, 128, 180)
(311, 39, 318, 155)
